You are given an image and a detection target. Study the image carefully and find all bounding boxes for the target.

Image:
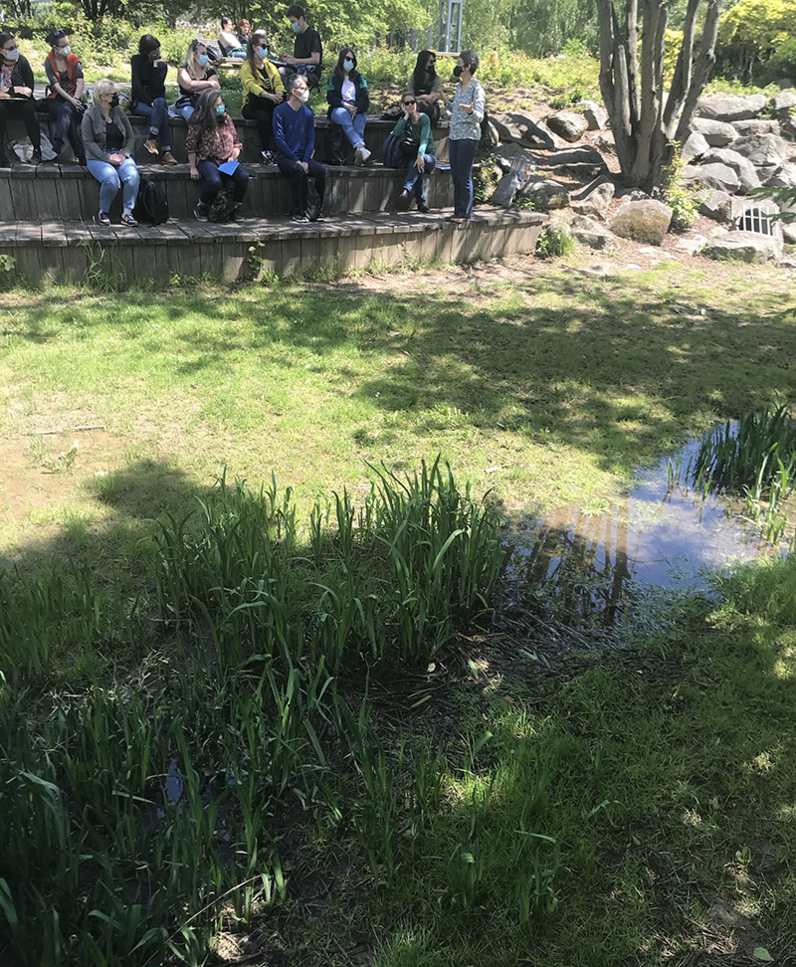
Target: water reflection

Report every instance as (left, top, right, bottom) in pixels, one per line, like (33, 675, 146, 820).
(502, 438, 789, 628)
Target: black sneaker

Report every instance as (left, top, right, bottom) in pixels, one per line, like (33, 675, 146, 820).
(52, 138, 64, 156)
(417, 201, 430, 213)
(397, 188, 412, 212)
(232, 205, 244, 222)
(0, 152, 9, 168)
(291, 212, 309, 223)
(98, 212, 111, 226)
(30, 147, 43, 165)
(194, 203, 208, 222)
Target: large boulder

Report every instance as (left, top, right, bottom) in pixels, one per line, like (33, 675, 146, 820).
(530, 145, 605, 168)
(682, 131, 710, 161)
(782, 116, 796, 141)
(517, 176, 571, 209)
(700, 148, 760, 193)
(732, 118, 782, 138)
(702, 230, 782, 263)
(494, 142, 537, 172)
(697, 94, 767, 122)
(731, 133, 789, 166)
(693, 188, 744, 224)
(571, 176, 616, 217)
(691, 117, 738, 146)
(546, 110, 589, 142)
(576, 100, 608, 130)
(769, 91, 796, 120)
(681, 163, 742, 193)
(608, 199, 673, 245)
(571, 215, 618, 251)
(491, 112, 557, 150)
(764, 162, 796, 188)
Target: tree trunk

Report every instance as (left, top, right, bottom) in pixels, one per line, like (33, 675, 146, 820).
(598, 0, 723, 191)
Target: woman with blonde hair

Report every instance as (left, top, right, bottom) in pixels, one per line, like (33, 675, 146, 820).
(175, 40, 220, 120)
(81, 78, 140, 226)
(241, 29, 285, 162)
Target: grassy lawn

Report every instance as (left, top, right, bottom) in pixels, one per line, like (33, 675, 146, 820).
(1, 257, 796, 966)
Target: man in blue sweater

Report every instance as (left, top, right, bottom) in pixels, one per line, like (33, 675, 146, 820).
(273, 73, 326, 222)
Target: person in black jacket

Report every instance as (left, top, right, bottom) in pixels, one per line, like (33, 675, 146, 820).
(326, 48, 370, 165)
(130, 34, 176, 164)
(0, 32, 42, 166)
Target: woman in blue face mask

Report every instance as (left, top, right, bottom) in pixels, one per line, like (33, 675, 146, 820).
(175, 41, 221, 121)
(186, 87, 249, 222)
(326, 47, 371, 165)
(241, 30, 286, 163)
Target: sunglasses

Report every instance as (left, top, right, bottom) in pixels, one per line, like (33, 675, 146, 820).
(402, 99, 416, 105)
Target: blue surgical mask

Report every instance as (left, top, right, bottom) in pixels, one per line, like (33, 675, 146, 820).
(258, 46, 268, 58)
(290, 21, 301, 32)
(198, 53, 208, 66)
(216, 103, 226, 115)
(343, 58, 354, 72)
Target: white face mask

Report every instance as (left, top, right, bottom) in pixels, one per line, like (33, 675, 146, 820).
(298, 89, 309, 104)
(3, 47, 20, 62)
(59, 45, 71, 56)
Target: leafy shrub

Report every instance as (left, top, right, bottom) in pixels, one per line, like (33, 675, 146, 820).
(536, 221, 575, 258)
(661, 143, 698, 232)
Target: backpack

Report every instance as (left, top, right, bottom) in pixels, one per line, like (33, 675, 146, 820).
(325, 120, 348, 166)
(134, 178, 169, 225)
(207, 187, 235, 223)
(381, 132, 404, 168)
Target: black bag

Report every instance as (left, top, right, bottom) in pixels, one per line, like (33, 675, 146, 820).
(325, 121, 347, 166)
(304, 180, 321, 221)
(381, 132, 404, 168)
(207, 187, 235, 222)
(134, 178, 169, 224)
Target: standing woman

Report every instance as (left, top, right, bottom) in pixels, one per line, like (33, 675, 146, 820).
(131, 34, 177, 164)
(44, 30, 86, 164)
(448, 50, 485, 222)
(81, 78, 140, 227)
(0, 32, 42, 166)
(326, 47, 370, 165)
(241, 29, 285, 163)
(187, 87, 249, 222)
(175, 41, 220, 120)
(406, 50, 442, 125)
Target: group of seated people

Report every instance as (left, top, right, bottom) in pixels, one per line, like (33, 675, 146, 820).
(0, 12, 484, 227)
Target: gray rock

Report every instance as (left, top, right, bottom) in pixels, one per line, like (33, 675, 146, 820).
(594, 131, 615, 153)
(571, 215, 617, 251)
(615, 188, 651, 201)
(682, 131, 710, 161)
(782, 116, 796, 141)
(782, 221, 796, 244)
(529, 146, 606, 168)
(494, 142, 537, 173)
(763, 162, 796, 188)
(577, 100, 608, 130)
(481, 117, 500, 148)
(491, 112, 558, 150)
(702, 230, 782, 263)
(731, 133, 789, 166)
(755, 164, 781, 183)
(691, 117, 738, 146)
(694, 188, 744, 223)
(608, 199, 673, 245)
(571, 178, 615, 217)
(697, 94, 767, 122)
(700, 148, 760, 193)
(681, 163, 741, 193)
(517, 176, 571, 210)
(769, 91, 796, 120)
(675, 234, 708, 255)
(546, 110, 589, 143)
(732, 118, 781, 137)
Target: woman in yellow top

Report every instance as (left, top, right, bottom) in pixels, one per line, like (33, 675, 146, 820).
(241, 29, 286, 163)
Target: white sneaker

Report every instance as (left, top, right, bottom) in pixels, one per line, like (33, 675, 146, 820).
(357, 145, 371, 165)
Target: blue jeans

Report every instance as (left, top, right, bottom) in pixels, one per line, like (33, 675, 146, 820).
(87, 157, 140, 212)
(175, 102, 195, 121)
(132, 97, 172, 151)
(449, 137, 478, 218)
(403, 153, 436, 203)
(330, 106, 367, 149)
(197, 159, 249, 204)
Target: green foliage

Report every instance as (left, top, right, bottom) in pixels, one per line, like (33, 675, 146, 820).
(536, 221, 575, 258)
(717, 0, 796, 79)
(473, 163, 500, 204)
(661, 143, 698, 232)
(763, 35, 796, 81)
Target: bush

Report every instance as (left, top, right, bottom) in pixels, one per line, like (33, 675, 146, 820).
(536, 221, 575, 258)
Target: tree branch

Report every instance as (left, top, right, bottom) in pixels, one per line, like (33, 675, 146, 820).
(674, 0, 722, 143)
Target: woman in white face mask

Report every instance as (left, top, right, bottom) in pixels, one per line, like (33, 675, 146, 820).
(0, 31, 43, 166)
(44, 29, 86, 164)
(326, 47, 371, 165)
(241, 30, 286, 163)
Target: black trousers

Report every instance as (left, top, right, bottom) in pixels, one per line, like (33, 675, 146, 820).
(277, 155, 326, 213)
(242, 96, 278, 152)
(48, 97, 85, 157)
(0, 96, 41, 151)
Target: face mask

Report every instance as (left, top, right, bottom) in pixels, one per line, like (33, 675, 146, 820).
(60, 45, 71, 56)
(343, 58, 354, 72)
(453, 65, 463, 77)
(298, 89, 309, 104)
(4, 47, 19, 62)
(110, 93, 119, 108)
(290, 21, 301, 32)
(257, 46, 268, 58)
(197, 53, 208, 66)
(216, 103, 226, 115)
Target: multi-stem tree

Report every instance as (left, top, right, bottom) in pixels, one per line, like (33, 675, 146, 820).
(596, 0, 723, 189)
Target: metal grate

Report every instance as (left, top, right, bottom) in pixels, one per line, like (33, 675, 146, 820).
(736, 204, 780, 238)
